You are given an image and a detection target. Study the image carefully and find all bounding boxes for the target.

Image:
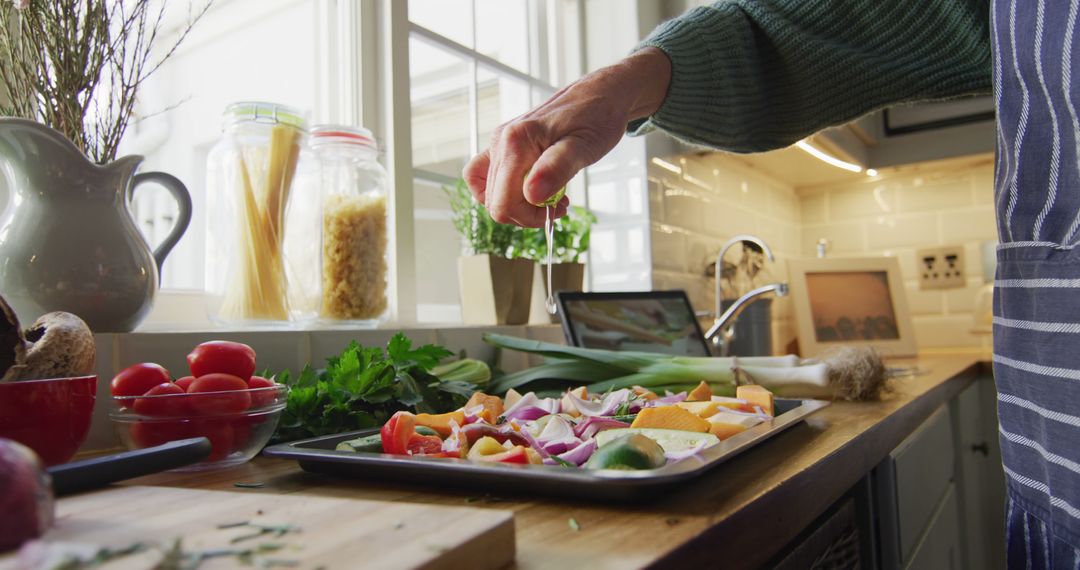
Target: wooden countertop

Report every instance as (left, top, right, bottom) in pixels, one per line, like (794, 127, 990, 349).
(122, 354, 986, 570)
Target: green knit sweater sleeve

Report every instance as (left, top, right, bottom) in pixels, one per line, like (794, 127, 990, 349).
(628, 0, 992, 153)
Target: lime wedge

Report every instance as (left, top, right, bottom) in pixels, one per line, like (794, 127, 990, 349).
(537, 186, 566, 207)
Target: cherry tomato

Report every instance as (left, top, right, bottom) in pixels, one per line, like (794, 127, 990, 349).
(247, 376, 276, 409)
(189, 419, 235, 461)
(406, 434, 444, 455)
(380, 411, 416, 455)
(187, 373, 251, 415)
(129, 420, 190, 449)
(174, 376, 195, 392)
(132, 383, 187, 417)
(187, 341, 257, 380)
(111, 363, 171, 406)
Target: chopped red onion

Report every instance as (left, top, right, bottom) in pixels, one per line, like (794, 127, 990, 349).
(564, 389, 632, 417)
(573, 416, 630, 440)
(503, 392, 560, 421)
(515, 428, 551, 459)
(537, 415, 575, 443)
(542, 437, 583, 455)
(556, 439, 597, 466)
(463, 404, 487, 424)
(644, 392, 688, 407)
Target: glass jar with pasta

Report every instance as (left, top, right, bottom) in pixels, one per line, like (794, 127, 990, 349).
(203, 102, 317, 326)
(308, 125, 390, 325)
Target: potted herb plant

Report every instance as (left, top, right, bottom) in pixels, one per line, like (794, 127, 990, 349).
(522, 205, 596, 322)
(444, 179, 535, 325)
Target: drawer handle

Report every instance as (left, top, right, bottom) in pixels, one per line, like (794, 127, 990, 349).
(971, 442, 990, 456)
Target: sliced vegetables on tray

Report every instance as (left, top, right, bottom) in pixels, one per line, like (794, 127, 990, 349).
(337, 380, 778, 471)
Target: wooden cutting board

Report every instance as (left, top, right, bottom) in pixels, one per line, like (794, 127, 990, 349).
(2, 486, 515, 569)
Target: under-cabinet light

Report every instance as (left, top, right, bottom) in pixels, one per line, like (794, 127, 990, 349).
(651, 157, 682, 174)
(795, 140, 863, 173)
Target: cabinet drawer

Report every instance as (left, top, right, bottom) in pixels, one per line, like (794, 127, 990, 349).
(905, 484, 962, 570)
(876, 405, 956, 566)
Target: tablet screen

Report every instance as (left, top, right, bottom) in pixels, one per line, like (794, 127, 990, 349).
(556, 291, 711, 356)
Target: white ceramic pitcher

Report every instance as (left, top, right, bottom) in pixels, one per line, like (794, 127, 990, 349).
(0, 118, 191, 332)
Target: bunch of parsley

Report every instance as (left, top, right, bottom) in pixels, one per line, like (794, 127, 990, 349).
(273, 333, 476, 442)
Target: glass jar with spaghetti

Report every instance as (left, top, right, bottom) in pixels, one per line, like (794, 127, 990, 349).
(203, 102, 318, 326)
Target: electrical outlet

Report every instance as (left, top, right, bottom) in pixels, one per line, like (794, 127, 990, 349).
(917, 246, 966, 290)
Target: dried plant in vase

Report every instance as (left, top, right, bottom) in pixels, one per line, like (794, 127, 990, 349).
(0, 0, 211, 164)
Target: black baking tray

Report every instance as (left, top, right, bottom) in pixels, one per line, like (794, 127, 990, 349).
(262, 398, 829, 501)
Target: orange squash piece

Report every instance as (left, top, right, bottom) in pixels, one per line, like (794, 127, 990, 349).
(465, 392, 505, 422)
(414, 410, 466, 437)
(632, 386, 659, 401)
(675, 401, 721, 418)
(708, 421, 750, 440)
(630, 406, 710, 433)
(736, 385, 775, 417)
(687, 381, 713, 402)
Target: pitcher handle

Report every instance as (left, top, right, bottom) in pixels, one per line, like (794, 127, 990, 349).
(130, 171, 193, 274)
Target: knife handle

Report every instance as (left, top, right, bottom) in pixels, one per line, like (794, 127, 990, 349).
(48, 437, 212, 497)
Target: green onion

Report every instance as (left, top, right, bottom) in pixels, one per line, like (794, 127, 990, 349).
(431, 358, 491, 387)
(484, 334, 885, 400)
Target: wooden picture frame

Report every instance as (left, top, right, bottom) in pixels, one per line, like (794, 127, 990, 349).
(787, 257, 917, 357)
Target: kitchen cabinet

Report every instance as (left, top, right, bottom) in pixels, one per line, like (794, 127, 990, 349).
(868, 371, 1005, 570)
(951, 372, 1007, 570)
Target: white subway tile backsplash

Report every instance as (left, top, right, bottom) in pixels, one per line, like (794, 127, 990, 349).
(866, 215, 940, 250)
(940, 206, 997, 244)
(801, 191, 827, 225)
(801, 223, 865, 256)
(661, 184, 708, 231)
(973, 162, 996, 205)
(897, 174, 974, 213)
(651, 228, 689, 273)
(944, 280, 984, 314)
(830, 183, 898, 220)
(904, 282, 945, 316)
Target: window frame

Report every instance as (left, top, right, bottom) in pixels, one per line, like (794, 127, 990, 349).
(145, 0, 585, 328)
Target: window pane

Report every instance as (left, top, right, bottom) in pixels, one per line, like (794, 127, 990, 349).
(409, 0, 473, 47)
(118, 0, 321, 291)
(475, 0, 530, 73)
(411, 36, 473, 178)
(548, 0, 583, 86)
(413, 177, 464, 324)
(476, 67, 530, 150)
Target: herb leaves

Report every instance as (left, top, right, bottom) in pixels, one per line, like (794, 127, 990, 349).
(275, 333, 473, 442)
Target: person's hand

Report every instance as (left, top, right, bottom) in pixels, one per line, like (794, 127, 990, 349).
(463, 47, 672, 227)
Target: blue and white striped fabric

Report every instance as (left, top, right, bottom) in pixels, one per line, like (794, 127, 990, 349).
(993, 0, 1080, 566)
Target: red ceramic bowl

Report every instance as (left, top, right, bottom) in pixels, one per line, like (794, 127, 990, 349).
(0, 375, 97, 466)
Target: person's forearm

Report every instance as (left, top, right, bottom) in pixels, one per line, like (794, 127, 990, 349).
(629, 0, 993, 152)
(621, 48, 673, 121)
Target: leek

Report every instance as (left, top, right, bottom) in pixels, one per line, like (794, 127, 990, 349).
(484, 334, 887, 401)
(430, 358, 492, 387)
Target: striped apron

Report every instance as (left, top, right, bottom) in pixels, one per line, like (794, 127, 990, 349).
(993, 0, 1080, 566)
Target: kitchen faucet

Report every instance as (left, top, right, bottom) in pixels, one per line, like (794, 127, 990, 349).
(704, 234, 788, 356)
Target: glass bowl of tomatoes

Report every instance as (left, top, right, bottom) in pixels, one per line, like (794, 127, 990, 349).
(108, 341, 288, 471)
(110, 381, 288, 471)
